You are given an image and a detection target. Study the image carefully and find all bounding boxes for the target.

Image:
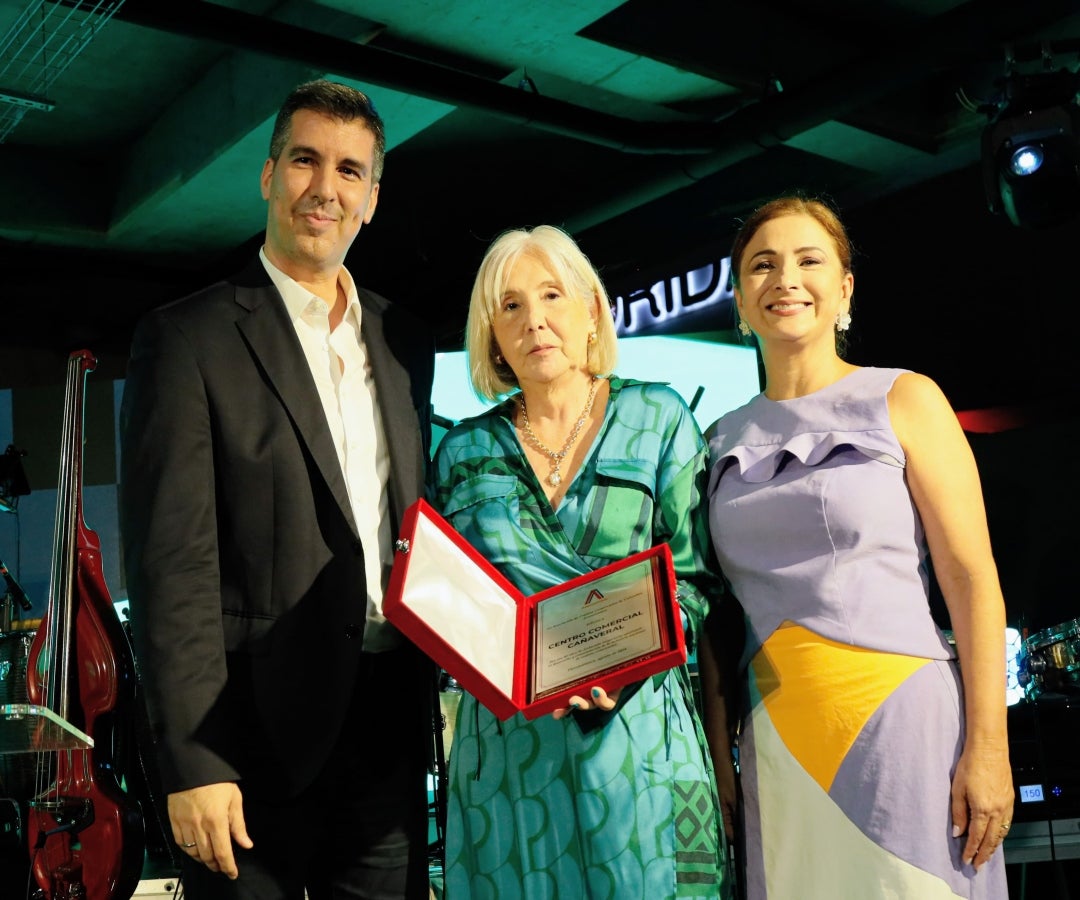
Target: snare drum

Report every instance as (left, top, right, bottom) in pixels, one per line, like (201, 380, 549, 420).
(1018, 618, 1080, 700)
(0, 628, 39, 801)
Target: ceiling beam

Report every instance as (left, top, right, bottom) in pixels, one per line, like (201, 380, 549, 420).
(113, 0, 1077, 239)
(107, 2, 381, 240)
(116, 0, 1076, 156)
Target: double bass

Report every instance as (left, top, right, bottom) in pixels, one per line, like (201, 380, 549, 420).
(25, 349, 144, 899)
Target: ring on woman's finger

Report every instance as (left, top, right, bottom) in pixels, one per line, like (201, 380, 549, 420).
(182, 840, 197, 848)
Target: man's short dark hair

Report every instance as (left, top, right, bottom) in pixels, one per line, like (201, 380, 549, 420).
(268, 80, 386, 182)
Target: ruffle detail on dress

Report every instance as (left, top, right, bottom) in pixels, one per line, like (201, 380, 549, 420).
(708, 428, 903, 487)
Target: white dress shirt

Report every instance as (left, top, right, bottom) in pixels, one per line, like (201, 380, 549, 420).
(261, 249, 400, 651)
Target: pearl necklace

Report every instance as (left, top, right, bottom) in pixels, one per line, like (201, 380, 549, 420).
(519, 377, 601, 487)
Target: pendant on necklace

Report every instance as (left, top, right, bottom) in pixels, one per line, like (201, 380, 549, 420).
(548, 472, 562, 487)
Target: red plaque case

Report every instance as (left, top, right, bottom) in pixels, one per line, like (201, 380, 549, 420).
(383, 499, 686, 720)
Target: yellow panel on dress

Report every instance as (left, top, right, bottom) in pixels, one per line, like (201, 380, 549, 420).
(753, 622, 930, 792)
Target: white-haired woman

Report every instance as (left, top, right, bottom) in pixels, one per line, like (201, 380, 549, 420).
(431, 225, 734, 899)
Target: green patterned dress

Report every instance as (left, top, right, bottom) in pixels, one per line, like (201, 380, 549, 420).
(431, 378, 728, 900)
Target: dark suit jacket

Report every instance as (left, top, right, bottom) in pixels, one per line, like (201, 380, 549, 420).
(119, 256, 434, 797)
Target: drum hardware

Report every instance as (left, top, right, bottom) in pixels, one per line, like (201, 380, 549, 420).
(428, 671, 460, 876)
(438, 671, 462, 761)
(0, 557, 32, 613)
(1, 555, 33, 635)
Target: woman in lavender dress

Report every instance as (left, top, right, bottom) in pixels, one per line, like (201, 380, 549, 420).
(703, 196, 1013, 898)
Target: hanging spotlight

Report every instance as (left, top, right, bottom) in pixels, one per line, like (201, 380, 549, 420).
(981, 65, 1080, 229)
(1008, 145, 1043, 177)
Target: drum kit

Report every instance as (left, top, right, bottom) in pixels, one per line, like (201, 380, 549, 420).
(0, 555, 40, 804)
(1007, 617, 1080, 838)
(0, 610, 40, 885)
(0, 548, 40, 796)
(1017, 617, 1080, 701)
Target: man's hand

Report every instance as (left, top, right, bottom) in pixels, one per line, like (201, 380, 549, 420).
(168, 782, 254, 879)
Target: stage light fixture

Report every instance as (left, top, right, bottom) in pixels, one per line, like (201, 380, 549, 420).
(1009, 146, 1043, 177)
(981, 66, 1080, 229)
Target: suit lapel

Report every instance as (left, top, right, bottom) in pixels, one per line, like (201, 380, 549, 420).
(235, 282, 359, 537)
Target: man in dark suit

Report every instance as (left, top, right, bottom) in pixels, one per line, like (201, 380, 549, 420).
(120, 80, 435, 898)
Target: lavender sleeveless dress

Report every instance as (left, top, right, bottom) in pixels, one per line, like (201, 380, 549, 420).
(707, 367, 1007, 899)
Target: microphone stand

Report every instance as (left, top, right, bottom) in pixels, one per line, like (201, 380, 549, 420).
(0, 555, 31, 634)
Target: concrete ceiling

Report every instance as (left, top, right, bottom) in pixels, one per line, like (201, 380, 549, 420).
(1, 0, 1078, 380)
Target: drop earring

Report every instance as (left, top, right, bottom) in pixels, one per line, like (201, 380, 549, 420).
(737, 320, 751, 337)
(835, 310, 852, 332)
